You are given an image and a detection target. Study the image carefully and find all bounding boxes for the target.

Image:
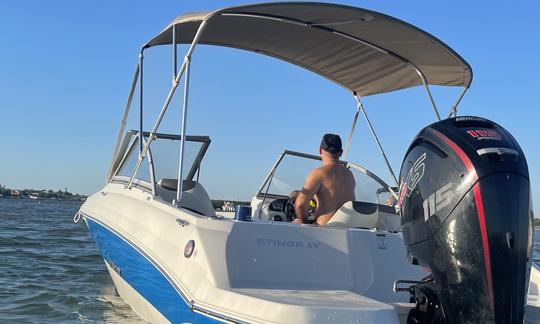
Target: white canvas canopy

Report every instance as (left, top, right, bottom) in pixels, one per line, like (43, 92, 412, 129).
(145, 2, 472, 96)
(111, 2, 474, 187)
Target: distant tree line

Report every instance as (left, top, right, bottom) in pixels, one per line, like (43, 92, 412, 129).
(0, 184, 86, 201)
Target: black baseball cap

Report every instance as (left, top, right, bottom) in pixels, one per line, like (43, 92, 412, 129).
(320, 133, 343, 154)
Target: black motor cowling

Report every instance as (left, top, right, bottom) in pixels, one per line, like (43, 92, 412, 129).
(398, 116, 534, 323)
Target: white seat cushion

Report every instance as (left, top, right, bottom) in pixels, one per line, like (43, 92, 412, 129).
(327, 201, 400, 231)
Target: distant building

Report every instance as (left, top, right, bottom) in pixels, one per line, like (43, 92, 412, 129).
(221, 201, 235, 212)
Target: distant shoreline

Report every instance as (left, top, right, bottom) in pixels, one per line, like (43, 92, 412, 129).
(0, 185, 87, 201)
(0, 196, 85, 202)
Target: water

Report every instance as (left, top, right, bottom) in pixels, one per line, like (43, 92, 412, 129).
(0, 199, 144, 323)
(0, 198, 538, 323)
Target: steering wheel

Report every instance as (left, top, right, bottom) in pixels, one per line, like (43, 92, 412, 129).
(284, 197, 296, 222)
(285, 197, 318, 223)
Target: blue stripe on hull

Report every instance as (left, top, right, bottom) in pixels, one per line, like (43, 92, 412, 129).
(85, 217, 220, 324)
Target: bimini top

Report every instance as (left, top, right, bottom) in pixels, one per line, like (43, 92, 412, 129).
(145, 2, 472, 97)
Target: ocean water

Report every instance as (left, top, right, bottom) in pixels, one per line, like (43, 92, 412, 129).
(0, 199, 144, 323)
(0, 198, 538, 323)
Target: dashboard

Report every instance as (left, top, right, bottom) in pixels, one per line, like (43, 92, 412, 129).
(267, 198, 316, 222)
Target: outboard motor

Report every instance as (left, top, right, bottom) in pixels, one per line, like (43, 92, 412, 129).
(398, 116, 533, 323)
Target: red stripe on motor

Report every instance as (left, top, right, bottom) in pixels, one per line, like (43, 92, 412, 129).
(473, 183, 494, 310)
(431, 129, 494, 309)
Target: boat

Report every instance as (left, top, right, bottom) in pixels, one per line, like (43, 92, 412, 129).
(76, 2, 540, 323)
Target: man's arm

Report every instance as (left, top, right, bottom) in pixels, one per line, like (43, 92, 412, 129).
(294, 169, 322, 223)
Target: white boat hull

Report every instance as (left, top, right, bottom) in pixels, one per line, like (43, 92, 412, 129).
(81, 183, 540, 323)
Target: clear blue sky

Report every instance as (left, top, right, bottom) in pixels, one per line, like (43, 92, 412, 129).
(1, 1, 539, 211)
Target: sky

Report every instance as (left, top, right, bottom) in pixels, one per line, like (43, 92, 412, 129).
(0, 1, 539, 212)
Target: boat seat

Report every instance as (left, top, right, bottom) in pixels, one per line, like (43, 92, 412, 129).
(326, 201, 400, 232)
(156, 178, 216, 217)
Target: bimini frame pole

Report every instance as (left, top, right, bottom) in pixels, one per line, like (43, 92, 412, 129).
(447, 87, 469, 118)
(354, 94, 399, 186)
(107, 60, 140, 181)
(127, 20, 208, 189)
(139, 51, 144, 154)
(414, 68, 441, 121)
(173, 58, 191, 206)
(342, 96, 361, 160)
(172, 25, 178, 81)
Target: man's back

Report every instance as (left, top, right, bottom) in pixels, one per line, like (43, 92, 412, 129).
(293, 133, 355, 225)
(313, 163, 355, 224)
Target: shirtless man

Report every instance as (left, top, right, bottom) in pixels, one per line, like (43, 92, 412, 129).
(293, 134, 355, 225)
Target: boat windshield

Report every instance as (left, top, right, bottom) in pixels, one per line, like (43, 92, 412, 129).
(257, 151, 396, 205)
(111, 131, 210, 191)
